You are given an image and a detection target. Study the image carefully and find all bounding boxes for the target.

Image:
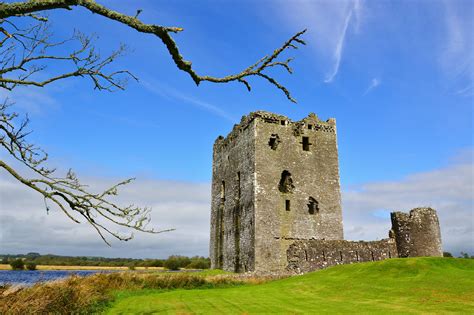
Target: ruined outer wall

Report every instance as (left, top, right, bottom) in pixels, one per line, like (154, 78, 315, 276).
(286, 239, 397, 273)
(391, 207, 443, 257)
(210, 116, 257, 272)
(253, 112, 343, 273)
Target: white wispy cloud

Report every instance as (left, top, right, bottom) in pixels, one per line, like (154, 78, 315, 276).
(325, 4, 356, 83)
(141, 79, 236, 122)
(343, 149, 473, 255)
(455, 84, 473, 97)
(363, 77, 381, 95)
(1, 149, 472, 257)
(0, 175, 211, 258)
(0, 86, 59, 115)
(353, 0, 362, 33)
(440, 0, 473, 97)
(272, 0, 362, 84)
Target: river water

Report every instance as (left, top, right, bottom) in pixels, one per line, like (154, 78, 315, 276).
(0, 270, 110, 286)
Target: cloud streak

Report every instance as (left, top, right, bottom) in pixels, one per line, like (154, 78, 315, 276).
(325, 6, 354, 83)
(0, 86, 59, 115)
(363, 78, 381, 95)
(141, 79, 236, 122)
(440, 0, 473, 97)
(272, 0, 362, 84)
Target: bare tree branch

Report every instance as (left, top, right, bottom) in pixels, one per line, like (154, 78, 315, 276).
(0, 11, 167, 244)
(0, 19, 136, 91)
(0, 101, 174, 245)
(0, 0, 306, 102)
(0, 0, 307, 244)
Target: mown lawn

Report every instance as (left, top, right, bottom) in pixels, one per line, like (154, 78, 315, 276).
(105, 257, 474, 314)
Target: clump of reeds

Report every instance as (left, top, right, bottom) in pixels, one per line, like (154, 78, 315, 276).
(0, 271, 248, 314)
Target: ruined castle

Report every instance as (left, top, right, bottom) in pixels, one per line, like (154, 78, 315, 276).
(209, 111, 442, 273)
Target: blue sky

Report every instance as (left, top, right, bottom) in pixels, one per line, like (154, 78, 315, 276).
(1, 0, 473, 257)
(12, 0, 472, 184)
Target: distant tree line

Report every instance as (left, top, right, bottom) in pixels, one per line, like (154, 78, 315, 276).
(1, 253, 210, 270)
(443, 252, 474, 259)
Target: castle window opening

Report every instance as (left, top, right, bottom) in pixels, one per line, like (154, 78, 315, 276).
(281, 120, 286, 125)
(308, 124, 313, 130)
(269, 137, 277, 149)
(308, 197, 319, 214)
(302, 136, 311, 151)
(356, 251, 359, 261)
(285, 200, 291, 211)
(339, 251, 343, 261)
(268, 134, 280, 150)
(279, 170, 295, 193)
(220, 181, 225, 200)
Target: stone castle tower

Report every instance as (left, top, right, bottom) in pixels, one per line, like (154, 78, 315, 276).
(210, 111, 443, 274)
(210, 111, 343, 273)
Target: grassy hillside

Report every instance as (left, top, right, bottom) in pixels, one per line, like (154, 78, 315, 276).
(105, 258, 474, 314)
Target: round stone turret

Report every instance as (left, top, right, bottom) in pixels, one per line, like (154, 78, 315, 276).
(391, 207, 443, 257)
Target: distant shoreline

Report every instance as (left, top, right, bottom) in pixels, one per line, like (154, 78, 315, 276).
(0, 264, 164, 271)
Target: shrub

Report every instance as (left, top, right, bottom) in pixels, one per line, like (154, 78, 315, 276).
(10, 259, 24, 270)
(186, 259, 210, 269)
(459, 252, 473, 259)
(163, 255, 196, 270)
(26, 262, 37, 270)
(164, 258, 181, 271)
(443, 252, 453, 258)
(146, 259, 164, 267)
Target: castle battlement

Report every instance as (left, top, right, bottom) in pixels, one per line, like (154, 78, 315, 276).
(214, 111, 336, 151)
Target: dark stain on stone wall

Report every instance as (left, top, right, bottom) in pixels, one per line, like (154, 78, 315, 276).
(210, 114, 257, 272)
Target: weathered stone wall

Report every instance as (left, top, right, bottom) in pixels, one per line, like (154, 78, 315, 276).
(391, 207, 443, 257)
(210, 111, 443, 275)
(286, 239, 398, 273)
(252, 112, 343, 273)
(210, 115, 257, 272)
(210, 111, 343, 273)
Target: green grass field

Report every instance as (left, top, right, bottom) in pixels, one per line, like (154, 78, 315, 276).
(105, 258, 474, 314)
